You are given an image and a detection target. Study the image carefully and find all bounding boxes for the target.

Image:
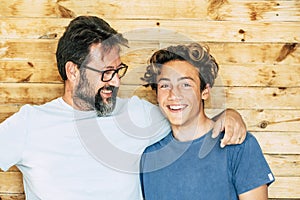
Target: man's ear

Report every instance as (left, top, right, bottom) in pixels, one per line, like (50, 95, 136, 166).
(65, 61, 79, 82)
(201, 83, 211, 100)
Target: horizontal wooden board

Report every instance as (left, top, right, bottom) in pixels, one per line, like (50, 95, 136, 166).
(0, 83, 299, 109)
(124, 63, 300, 87)
(0, 0, 299, 22)
(0, 104, 22, 123)
(0, 40, 57, 62)
(216, 64, 300, 87)
(239, 109, 300, 132)
(120, 85, 300, 109)
(0, 194, 25, 200)
(265, 154, 300, 177)
(181, 108, 300, 132)
(207, 87, 300, 110)
(234, 109, 300, 132)
(0, 61, 62, 83)
(253, 132, 300, 154)
(0, 18, 300, 43)
(0, 171, 299, 198)
(2, 60, 300, 87)
(118, 20, 300, 43)
(0, 172, 23, 193)
(1, 18, 299, 43)
(0, 83, 63, 104)
(124, 41, 300, 65)
(269, 177, 300, 198)
(0, 40, 299, 67)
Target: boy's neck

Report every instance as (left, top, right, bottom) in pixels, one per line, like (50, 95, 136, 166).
(172, 116, 214, 142)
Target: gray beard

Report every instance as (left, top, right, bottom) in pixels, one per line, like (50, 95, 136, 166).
(73, 70, 118, 116)
(95, 86, 118, 117)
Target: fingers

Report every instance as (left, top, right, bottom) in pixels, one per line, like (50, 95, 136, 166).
(220, 123, 234, 148)
(237, 126, 247, 144)
(211, 108, 247, 148)
(211, 118, 224, 138)
(221, 124, 246, 147)
(219, 110, 247, 147)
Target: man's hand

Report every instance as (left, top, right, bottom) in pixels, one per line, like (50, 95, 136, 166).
(212, 109, 246, 148)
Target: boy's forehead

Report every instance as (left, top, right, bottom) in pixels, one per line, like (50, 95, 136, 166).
(160, 61, 198, 76)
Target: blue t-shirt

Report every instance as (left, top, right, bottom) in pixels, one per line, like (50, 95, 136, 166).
(140, 131, 275, 200)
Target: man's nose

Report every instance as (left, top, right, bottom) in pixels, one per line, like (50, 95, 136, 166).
(108, 72, 121, 87)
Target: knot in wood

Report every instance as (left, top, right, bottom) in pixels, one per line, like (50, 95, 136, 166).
(259, 120, 269, 129)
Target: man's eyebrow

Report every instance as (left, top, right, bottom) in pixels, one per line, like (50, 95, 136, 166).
(104, 63, 122, 70)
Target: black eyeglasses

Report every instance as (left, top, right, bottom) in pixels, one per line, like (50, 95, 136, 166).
(82, 63, 128, 82)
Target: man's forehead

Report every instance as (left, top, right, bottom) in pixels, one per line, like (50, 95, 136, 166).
(89, 43, 121, 64)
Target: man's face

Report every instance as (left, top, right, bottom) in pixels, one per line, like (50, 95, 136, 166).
(74, 44, 122, 116)
(156, 60, 205, 127)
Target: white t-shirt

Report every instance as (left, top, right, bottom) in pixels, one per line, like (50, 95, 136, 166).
(0, 96, 170, 200)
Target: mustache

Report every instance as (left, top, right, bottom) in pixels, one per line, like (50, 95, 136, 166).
(99, 85, 116, 93)
(97, 85, 119, 99)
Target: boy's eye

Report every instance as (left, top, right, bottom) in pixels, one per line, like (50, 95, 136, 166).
(158, 82, 171, 89)
(160, 84, 170, 88)
(181, 82, 192, 87)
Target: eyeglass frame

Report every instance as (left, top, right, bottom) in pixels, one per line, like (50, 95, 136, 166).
(81, 63, 128, 82)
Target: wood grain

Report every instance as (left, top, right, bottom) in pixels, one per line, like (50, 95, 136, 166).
(1, 18, 299, 43)
(1, 40, 299, 67)
(0, 0, 299, 22)
(0, 0, 299, 199)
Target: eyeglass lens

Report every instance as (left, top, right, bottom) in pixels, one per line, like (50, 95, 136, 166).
(102, 66, 127, 82)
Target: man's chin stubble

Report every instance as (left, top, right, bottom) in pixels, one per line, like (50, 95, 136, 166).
(95, 88, 118, 117)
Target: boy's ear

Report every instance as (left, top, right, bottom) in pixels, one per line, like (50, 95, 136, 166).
(201, 84, 211, 100)
(65, 61, 79, 81)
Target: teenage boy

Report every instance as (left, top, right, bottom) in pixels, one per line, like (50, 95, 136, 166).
(140, 43, 275, 200)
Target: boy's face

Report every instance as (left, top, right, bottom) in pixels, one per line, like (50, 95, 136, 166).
(156, 60, 208, 127)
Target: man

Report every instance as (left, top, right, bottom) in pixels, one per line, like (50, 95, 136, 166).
(0, 16, 246, 199)
(140, 43, 274, 200)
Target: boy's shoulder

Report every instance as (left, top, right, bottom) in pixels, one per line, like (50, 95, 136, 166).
(144, 132, 172, 153)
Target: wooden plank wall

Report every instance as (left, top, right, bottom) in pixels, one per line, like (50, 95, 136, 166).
(0, 0, 299, 199)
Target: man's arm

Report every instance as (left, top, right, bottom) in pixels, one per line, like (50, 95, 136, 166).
(211, 108, 247, 148)
(0, 106, 28, 171)
(239, 184, 268, 200)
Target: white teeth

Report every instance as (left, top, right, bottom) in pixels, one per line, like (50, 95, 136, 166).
(101, 90, 112, 94)
(169, 105, 185, 110)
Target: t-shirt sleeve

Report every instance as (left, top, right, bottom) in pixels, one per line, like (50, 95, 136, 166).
(0, 106, 29, 171)
(139, 151, 146, 199)
(230, 133, 275, 195)
(126, 96, 171, 145)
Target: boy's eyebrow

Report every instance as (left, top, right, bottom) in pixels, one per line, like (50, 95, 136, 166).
(157, 78, 170, 82)
(158, 77, 195, 82)
(178, 77, 195, 82)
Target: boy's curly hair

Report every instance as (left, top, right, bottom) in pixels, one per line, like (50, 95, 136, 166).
(142, 43, 219, 91)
